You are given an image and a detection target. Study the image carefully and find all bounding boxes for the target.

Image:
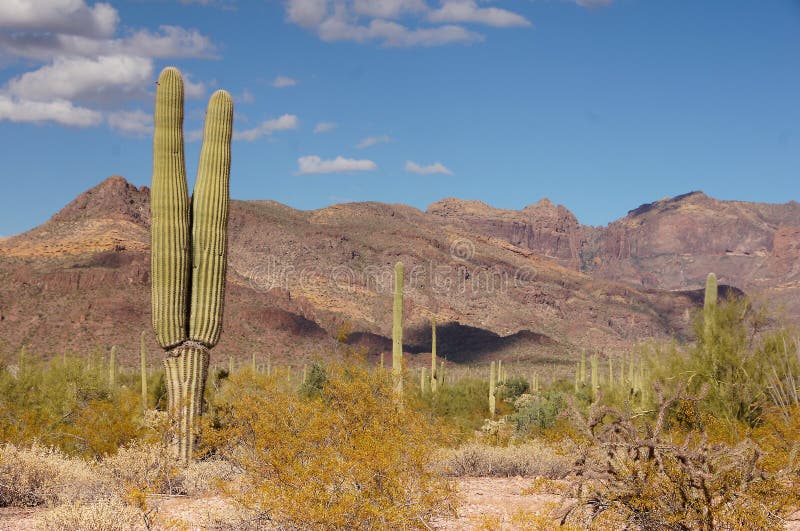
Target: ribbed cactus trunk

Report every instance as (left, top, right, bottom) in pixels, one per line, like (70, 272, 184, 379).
(430, 318, 438, 394)
(489, 361, 496, 417)
(420, 367, 427, 393)
(590, 353, 598, 399)
(151, 67, 233, 464)
(392, 262, 404, 404)
(140, 331, 148, 413)
(704, 272, 718, 346)
(109, 346, 117, 389)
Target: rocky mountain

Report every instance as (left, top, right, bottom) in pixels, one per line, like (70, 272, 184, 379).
(428, 191, 800, 325)
(0, 176, 795, 371)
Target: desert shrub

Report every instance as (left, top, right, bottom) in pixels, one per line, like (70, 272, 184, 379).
(0, 356, 148, 457)
(0, 443, 102, 507)
(207, 364, 456, 529)
(497, 375, 529, 402)
(561, 383, 800, 529)
(642, 297, 796, 428)
(422, 377, 492, 434)
(434, 441, 573, 478)
(35, 496, 143, 531)
(510, 391, 568, 435)
(299, 361, 327, 398)
(97, 440, 182, 496)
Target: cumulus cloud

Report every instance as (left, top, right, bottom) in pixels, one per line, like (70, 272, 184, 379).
(297, 155, 377, 174)
(5, 55, 152, 102)
(428, 1, 530, 28)
(0, 0, 119, 38)
(272, 75, 298, 88)
(405, 160, 453, 175)
(285, 0, 485, 46)
(107, 109, 152, 135)
(0, 26, 215, 62)
(357, 135, 391, 148)
(0, 94, 102, 127)
(0, 1, 217, 129)
(233, 113, 299, 141)
(351, 0, 427, 19)
(314, 121, 336, 133)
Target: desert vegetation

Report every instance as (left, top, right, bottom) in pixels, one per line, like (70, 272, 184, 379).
(1, 68, 798, 530)
(2, 284, 800, 528)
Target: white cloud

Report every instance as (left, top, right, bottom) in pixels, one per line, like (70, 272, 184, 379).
(428, 1, 530, 27)
(405, 160, 453, 175)
(298, 155, 377, 174)
(0, 26, 216, 61)
(107, 109, 152, 135)
(314, 121, 336, 133)
(233, 113, 298, 141)
(0, 0, 119, 38)
(5, 55, 152, 103)
(357, 135, 391, 148)
(286, 0, 328, 28)
(0, 3, 216, 130)
(351, 0, 427, 19)
(285, 0, 484, 46)
(0, 94, 103, 127)
(272, 75, 298, 88)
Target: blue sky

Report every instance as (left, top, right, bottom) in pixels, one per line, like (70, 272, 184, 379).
(0, 0, 798, 237)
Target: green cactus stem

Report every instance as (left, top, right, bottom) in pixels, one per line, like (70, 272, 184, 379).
(590, 353, 598, 398)
(141, 331, 148, 413)
(109, 346, 117, 389)
(430, 318, 438, 394)
(704, 272, 718, 346)
(580, 351, 586, 384)
(151, 66, 233, 464)
(420, 367, 427, 393)
(608, 355, 614, 387)
(489, 361, 497, 417)
(392, 261, 404, 402)
(252, 352, 257, 374)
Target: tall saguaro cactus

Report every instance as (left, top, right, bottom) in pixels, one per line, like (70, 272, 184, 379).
(703, 272, 718, 346)
(489, 361, 497, 417)
(430, 318, 438, 394)
(393, 262, 404, 402)
(151, 66, 233, 464)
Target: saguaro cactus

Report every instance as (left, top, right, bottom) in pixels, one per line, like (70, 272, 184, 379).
(430, 318, 438, 393)
(489, 361, 497, 417)
(703, 272, 718, 346)
(140, 331, 148, 413)
(109, 346, 117, 388)
(393, 261, 404, 402)
(151, 66, 233, 464)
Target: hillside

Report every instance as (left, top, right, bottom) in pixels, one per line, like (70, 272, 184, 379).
(1, 176, 795, 368)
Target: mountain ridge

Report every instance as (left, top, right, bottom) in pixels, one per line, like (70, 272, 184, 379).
(0, 176, 797, 373)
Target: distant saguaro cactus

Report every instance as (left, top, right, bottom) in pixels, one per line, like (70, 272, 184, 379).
(393, 262, 404, 403)
(140, 331, 148, 413)
(703, 272, 718, 346)
(109, 346, 117, 389)
(151, 66, 233, 464)
(430, 318, 438, 394)
(489, 361, 497, 417)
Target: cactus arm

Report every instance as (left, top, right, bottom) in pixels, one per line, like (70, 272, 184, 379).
(189, 90, 233, 347)
(151, 67, 190, 350)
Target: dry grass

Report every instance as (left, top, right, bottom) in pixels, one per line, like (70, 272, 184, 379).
(433, 441, 574, 479)
(0, 443, 102, 507)
(34, 496, 143, 531)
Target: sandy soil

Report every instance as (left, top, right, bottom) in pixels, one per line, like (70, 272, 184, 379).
(2, 477, 799, 530)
